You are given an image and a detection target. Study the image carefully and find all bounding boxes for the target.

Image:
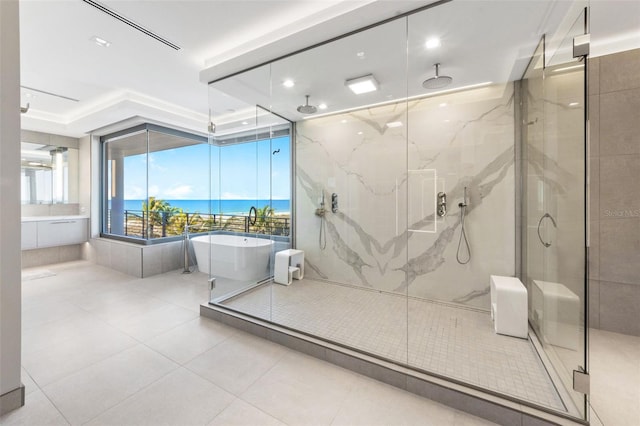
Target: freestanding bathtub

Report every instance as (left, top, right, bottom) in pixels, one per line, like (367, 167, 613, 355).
(191, 234, 274, 282)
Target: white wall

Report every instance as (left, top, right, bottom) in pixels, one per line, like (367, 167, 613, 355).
(0, 0, 24, 412)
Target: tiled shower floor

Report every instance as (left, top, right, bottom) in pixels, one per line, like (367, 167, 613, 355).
(222, 278, 565, 411)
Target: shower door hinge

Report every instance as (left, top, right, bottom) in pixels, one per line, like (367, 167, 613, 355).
(573, 368, 590, 395)
(573, 34, 590, 58)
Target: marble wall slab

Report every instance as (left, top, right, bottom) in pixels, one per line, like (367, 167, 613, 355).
(295, 83, 516, 310)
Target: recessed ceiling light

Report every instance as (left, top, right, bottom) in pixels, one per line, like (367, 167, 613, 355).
(356, 51, 365, 59)
(282, 79, 295, 88)
(569, 102, 579, 107)
(439, 102, 447, 107)
(425, 38, 441, 49)
(444, 119, 450, 123)
(357, 131, 363, 135)
(346, 74, 379, 94)
(318, 103, 327, 110)
(242, 121, 249, 125)
(341, 119, 348, 124)
(90, 35, 111, 47)
(386, 121, 403, 128)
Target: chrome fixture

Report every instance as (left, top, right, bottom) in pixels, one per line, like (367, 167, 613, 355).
(297, 95, 318, 114)
(437, 192, 447, 217)
(182, 225, 191, 273)
(537, 212, 557, 248)
(456, 187, 471, 264)
(331, 193, 338, 213)
(423, 63, 453, 90)
(315, 190, 327, 250)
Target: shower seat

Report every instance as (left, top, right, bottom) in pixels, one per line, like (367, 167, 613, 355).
(490, 275, 528, 338)
(274, 249, 304, 286)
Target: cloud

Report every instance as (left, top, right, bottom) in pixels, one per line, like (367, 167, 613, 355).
(148, 185, 159, 197)
(164, 185, 193, 199)
(124, 185, 144, 199)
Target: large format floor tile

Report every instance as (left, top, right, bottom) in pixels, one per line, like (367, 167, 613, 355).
(6, 261, 505, 426)
(186, 331, 288, 395)
(145, 317, 236, 364)
(41, 345, 179, 425)
(0, 390, 69, 426)
(86, 368, 234, 426)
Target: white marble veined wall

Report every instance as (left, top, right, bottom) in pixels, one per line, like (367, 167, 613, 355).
(296, 83, 516, 310)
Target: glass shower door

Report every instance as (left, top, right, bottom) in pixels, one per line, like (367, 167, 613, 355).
(524, 8, 588, 419)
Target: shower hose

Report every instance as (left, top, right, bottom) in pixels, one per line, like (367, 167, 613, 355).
(319, 215, 327, 250)
(456, 203, 471, 264)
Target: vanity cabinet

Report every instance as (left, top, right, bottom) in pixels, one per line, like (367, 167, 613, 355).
(21, 216, 89, 249)
(21, 222, 38, 250)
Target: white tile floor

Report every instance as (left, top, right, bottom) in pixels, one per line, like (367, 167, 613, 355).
(3, 261, 496, 426)
(223, 279, 564, 411)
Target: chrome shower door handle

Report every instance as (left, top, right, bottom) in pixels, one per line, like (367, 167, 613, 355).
(537, 213, 557, 248)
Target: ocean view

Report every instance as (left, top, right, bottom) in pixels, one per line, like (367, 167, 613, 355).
(121, 199, 290, 215)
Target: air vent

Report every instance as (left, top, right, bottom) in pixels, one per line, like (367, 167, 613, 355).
(81, 0, 181, 51)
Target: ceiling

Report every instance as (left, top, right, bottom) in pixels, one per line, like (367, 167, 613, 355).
(19, 0, 640, 139)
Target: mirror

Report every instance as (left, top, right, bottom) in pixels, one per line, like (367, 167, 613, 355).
(20, 142, 79, 204)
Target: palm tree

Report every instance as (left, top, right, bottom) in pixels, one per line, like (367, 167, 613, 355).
(253, 204, 275, 234)
(142, 197, 180, 237)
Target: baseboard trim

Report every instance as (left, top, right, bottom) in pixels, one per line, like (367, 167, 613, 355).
(0, 385, 25, 416)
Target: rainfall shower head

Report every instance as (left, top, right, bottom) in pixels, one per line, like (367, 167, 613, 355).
(297, 95, 317, 114)
(422, 63, 453, 90)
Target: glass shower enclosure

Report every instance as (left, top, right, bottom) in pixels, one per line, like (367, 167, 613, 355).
(203, 0, 590, 422)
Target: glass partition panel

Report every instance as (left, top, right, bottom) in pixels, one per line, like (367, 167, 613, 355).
(207, 65, 276, 319)
(103, 129, 148, 239)
(205, 0, 589, 421)
(274, 16, 409, 363)
(541, 9, 588, 417)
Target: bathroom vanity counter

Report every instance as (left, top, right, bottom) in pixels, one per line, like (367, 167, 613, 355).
(21, 216, 89, 249)
(21, 215, 89, 222)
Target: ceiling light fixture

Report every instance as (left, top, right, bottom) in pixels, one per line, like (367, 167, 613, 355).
(425, 38, 441, 49)
(90, 35, 112, 47)
(346, 74, 379, 94)
(386, 121, 403, 128)
(569, 102, 579, 107)
(282, 79, 295, 88)
(318, 103, 328, 110)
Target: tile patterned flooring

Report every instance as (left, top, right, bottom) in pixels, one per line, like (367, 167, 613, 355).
(222, 279, 565, 411)
(3, 261, 496, 426)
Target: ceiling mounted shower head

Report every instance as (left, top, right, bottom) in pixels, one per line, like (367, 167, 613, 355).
(422, 63, 453, 90)
(297, 95, 317, 114)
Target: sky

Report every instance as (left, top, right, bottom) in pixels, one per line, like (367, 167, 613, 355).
(123, 136, 290, 200)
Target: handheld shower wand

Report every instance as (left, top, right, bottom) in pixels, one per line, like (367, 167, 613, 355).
(315, 191, 327, 250)
(456, 187, 471, 264)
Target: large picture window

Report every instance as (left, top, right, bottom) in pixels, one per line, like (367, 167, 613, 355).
(101, 123, 291, 243)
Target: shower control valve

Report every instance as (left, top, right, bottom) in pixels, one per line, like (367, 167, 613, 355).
(437, 192, 447, 217)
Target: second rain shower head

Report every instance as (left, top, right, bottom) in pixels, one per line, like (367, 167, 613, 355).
(422, 63, 453, 90)
(297, 95, 317, 114)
